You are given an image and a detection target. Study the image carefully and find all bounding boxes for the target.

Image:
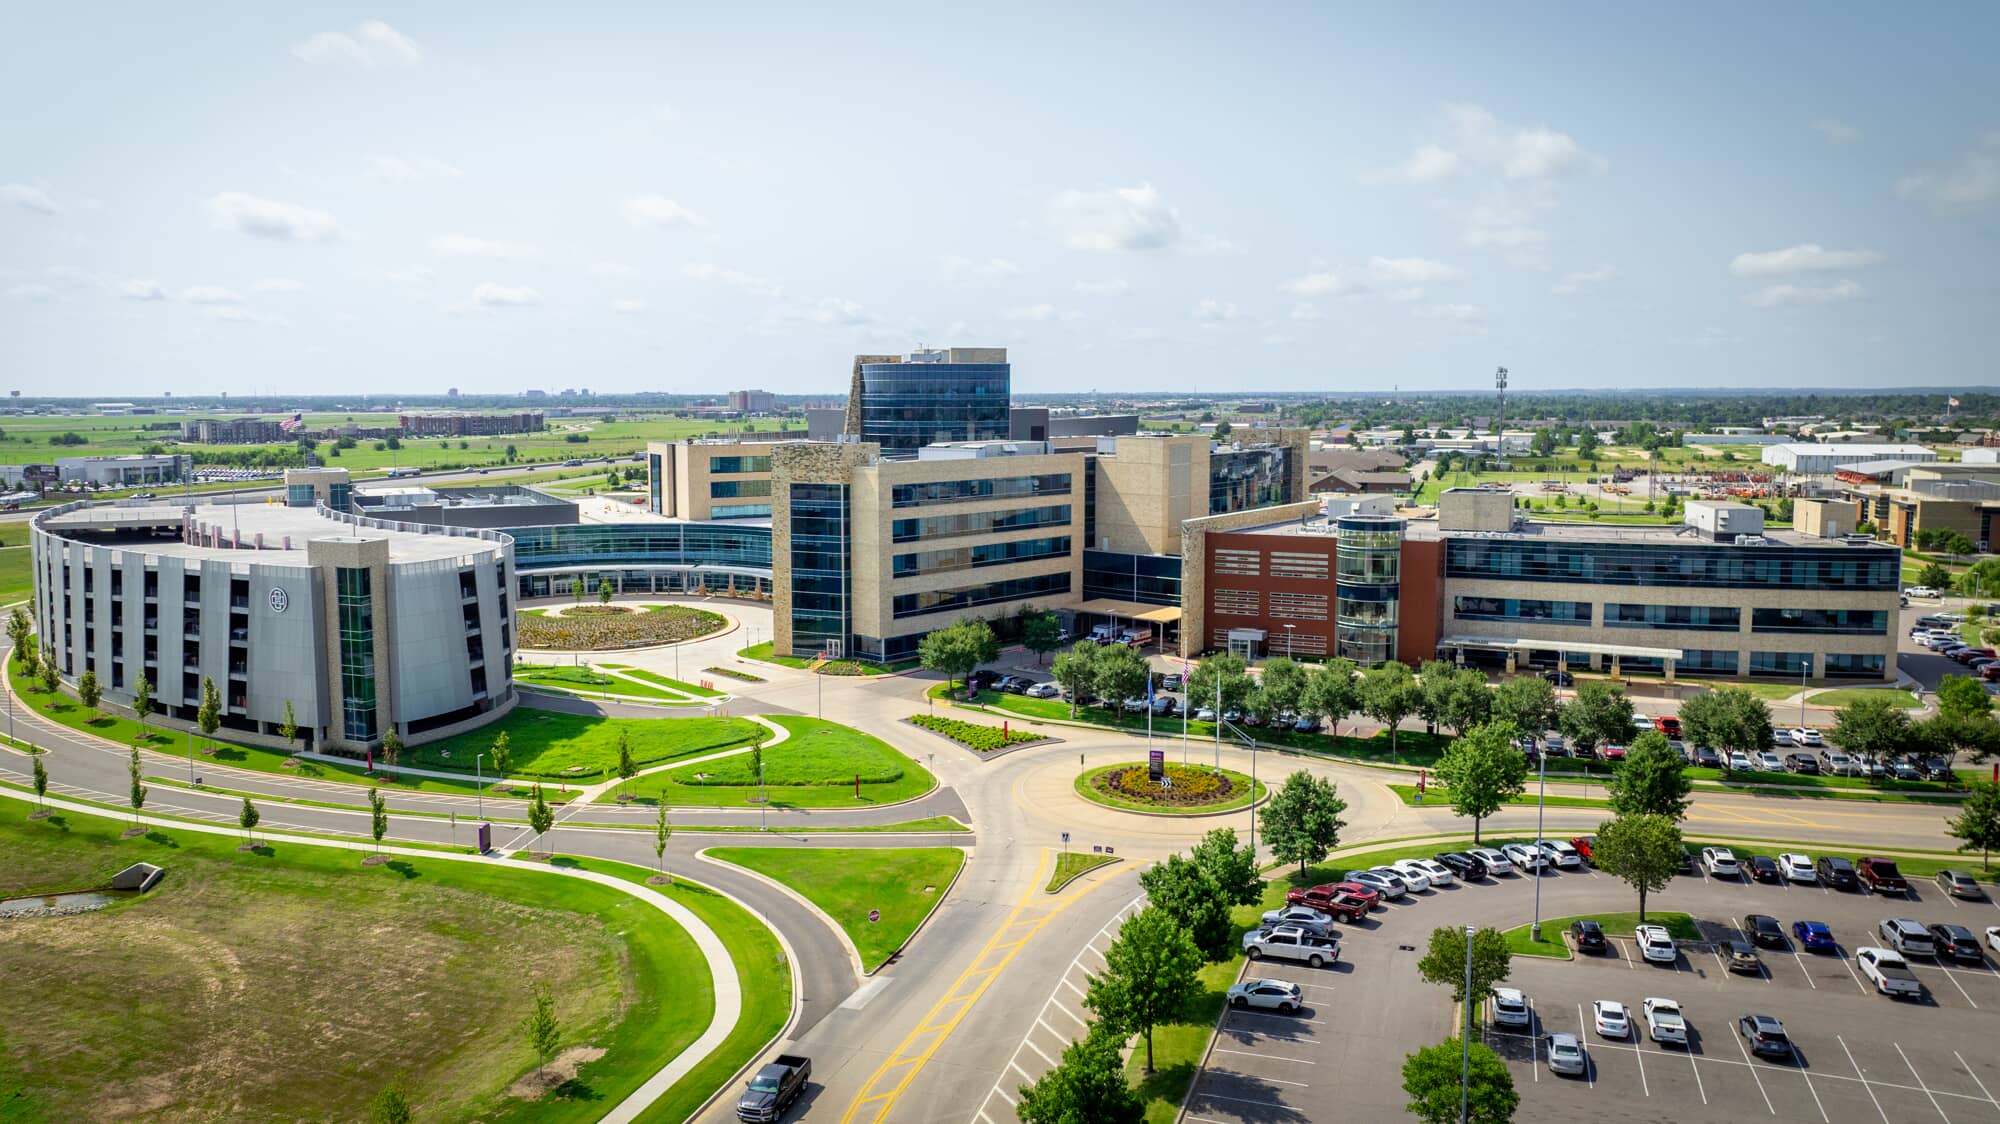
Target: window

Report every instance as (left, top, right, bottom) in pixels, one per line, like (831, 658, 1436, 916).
(1445, 539, 1899, 590)
(1823, 653, 1886, 679)
(1678, 649, 1739, 676)
(893, 504, 1070, 543)
(1082, 550, 1182, 606)
(1454, 597, 1591, 625)
(891, 473, 1072, 508)
(1751, 608, 1887, 635)
(789, 484, 849, 655)
(1212, 549, 1261, 577)
(336, 567, 377, 741)
(709, 479, 772, 499)
(1213, 589, 1260, 616)
(1269, 552, 1330, 581)
(858, 360, 1012, 452)
(707, 455, 772, 475)
(1748, 650, 1811, 676)
(1604, 604, 1740, 631)
(708, 503, 772, 519)
(891, 572, 1072, 619)
(1268, 592, 1329, 621)
(893, 536, 1070, 578)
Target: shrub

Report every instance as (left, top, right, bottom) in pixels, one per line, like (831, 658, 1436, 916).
(908, 714, 1041, 751)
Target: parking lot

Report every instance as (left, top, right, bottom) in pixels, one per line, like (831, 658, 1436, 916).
(1183, 854, 2000, 1124)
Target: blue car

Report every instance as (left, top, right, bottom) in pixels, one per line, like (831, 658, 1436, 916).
(1792, 920, 1836, 953)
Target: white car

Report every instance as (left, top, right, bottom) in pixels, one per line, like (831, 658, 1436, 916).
(1778, 853, 1818, 883)
(1398, 858, 1456, 887)
(1592, 999, 1631, 1038)
(1727, 750, 1753, 771)
(1502, 843, 1546, 871)
(1771, 727, 1796, 747)
(1259, 905, 1334, 935)
(1492, 987, 1531, 1028)
(1537, 840, 1584, 869)
(1642, 997, 1687, 1045)
(1343, 869, 1407, 899)
(1988, 926, 2000, 955)
(1702, 847, 1742, 878)
(1793, 727, 1824, 747)
(1469, 847, 1514, 876)
(1225, 977, 1304, 1013)
(1907, 586, 1941, 598)
(1636, 924, 1679, 964)
(1386, 860, 1432, 892)
(1546, 1032, 1588, 1076)
(1755, 750, 1784, 771)
(1024, 682, 1060, 699)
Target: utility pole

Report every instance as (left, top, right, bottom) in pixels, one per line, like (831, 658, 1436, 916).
(1494, 367, 1508, 458)
(1530, 749, 1547, 941)
(1460, 923, 1476, 1124)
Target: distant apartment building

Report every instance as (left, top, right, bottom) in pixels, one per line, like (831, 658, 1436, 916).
(181, 416, 283, 444)
(728, 389, 777, 414)
(398, 411, 546, 438)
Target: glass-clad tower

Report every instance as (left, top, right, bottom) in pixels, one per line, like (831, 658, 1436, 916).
(1335, 514, 1403, 664)
(856, 348, 1010, 453)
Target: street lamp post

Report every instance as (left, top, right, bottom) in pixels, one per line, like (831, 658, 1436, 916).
(476, 753, 485, 822)
(187, 728, 194, 783)
(1283, 623, 1294, 659)
(1460, 923, 1476, 1124)
(759, 761, 767, 832)
(1800, 657, 1808, 728)
(1530, 749, 1547, 941)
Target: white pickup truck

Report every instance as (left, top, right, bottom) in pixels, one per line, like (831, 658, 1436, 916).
(1856, 946, 1925, 999)
(1242, 924, 1340, 968)
(1641, 997, 1688, 1045)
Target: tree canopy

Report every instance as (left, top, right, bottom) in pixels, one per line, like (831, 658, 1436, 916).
(1606, 730, 1693, 820)
(1947, 780, 2000, 868)
(1357, 663, 1424, 752)
(1137, 854, 1236, 962)
(1262, 770, 1347, 875)
(1558, 680, 1635, 754)
(1491, 674, 1560, 737)
(1415, 925, 1512, 1005)
(1830, 695, 1914, 760)
(1083, 906, 1204, 1073)
(919, 617, 1000, 690)
(1676, 686, 1774, 751)
(1431, 720, 1528, 841)
(1594, 813, 1683, 921)
(1403, 1039, 1519, 1124)
(1015, 1025, 1146, 1124)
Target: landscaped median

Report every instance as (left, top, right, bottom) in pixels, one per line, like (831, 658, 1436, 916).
(704, 846, 966, 972)
(1074, 761, 1265, 814)
(517, 603, 727, 651)
(736, 640, 913, 676)
(1501, 911, 1701, 959)
(1046, 851, 1119, 892)
(512, 662, 710, 704)
(597, 717, 936, 808)
(906, 712, 1047, 752)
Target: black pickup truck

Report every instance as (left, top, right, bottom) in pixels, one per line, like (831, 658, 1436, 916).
(737, 1054, 811, 1122)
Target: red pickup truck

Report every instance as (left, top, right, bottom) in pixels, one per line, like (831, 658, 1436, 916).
(1857, 857, 1911, 896)
(1284, 883, 1374, 920)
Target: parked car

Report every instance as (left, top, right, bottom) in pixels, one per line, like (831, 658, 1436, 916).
(1492, 987, 1531, 1027)
(1907, 585, 1941, 598)
(1876, 917, 1936, 957)
(1592, 999, 1632, 1038)
(1820, 750, 1854, 776)
(1749, 855, 1781, 884)
(1778, 853, 1818, 883)
(1537, 839, 1584, 869)
(1988, 926, 2000, 956)
(1724, 940, 1764, 974)
(1642, 997, 1688, 1045)
(1284, 883, 1374, 918)
(1543, 734, 1568, 756)
(1024, 681, 1060, 699)
(1400, 858, 1456, 887)
(1857, 948, 1925, 999)
(1929, 923, 1984, 963)
(1632, 714, 1657, 734)
(1226, 978, 1304, 1013)
(1858, 857, 1912, 896)
(1291, 715, 1320, 733)
(1468, 847, 1514, 876)
(1785, 753, 1821, 775)
(1571, 919, 1608, 954)
(1793, 727, 1824, 747)
(1727, 750, 1753, 772)
(1601, 744, 1628, 762)
(1542, 669, 1574, 687)
(1692, 746, 1723, 769)
(1435, 852, 1490, 880)
(1545, 1032, 1588, 1076)
(1817, 856, 1860, 890)
(1501, 843, 1546, 872)
(1366, 866, 1416, 893)
(1701, 847, 1742, 878)
(1384, 860, 1432, 892)
(969, 670, 999, 690)
(1893, 758, 1924, 780)
(1792, 920, 1837, 953)
(1342, 869, 1407, 899)
(1754, 750, 1784, 771)
(1738, 1014, 1792, 1058)
(998, 675, 1034, 694)
(1150, 695, 1177, 717)
(1568, 835, 1596, 864)
(1771, 727, 1796, 747)
(1242, 925, 1339, 967)
(1937, 869, 1986, 899)
(1193, 706, 1217, 721)
(1259, 906, 1336, 937)
(1745, 914, 1786, 948)
(1635, 924, 1679, 964)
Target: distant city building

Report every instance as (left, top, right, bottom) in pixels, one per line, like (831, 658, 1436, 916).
(181, 416, 283, 444)
(398, 411, 546, 438)
(728, 389, 777, 414)
(446, 387, 460, 398)
(57, 454, 191, 487)
(524, 389, 548, 398)
(351, 484, 578, 529)
(1762, 443, 1936, 475)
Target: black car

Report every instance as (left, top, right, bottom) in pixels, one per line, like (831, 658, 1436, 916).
(1570, 919, 1608, 954)
(1739, 1014, 1791, 1058)
(1816, 856, 1860, 890)
(1786, 753, 1821, 775)
(1542, 669, 1574, 687)
(1677, 847, 1697, 875)
(1749, 856, 1781, 884)
(969, 670, 999, 690)
(1691, 746, 1722, 769)
(1744, 915, 1786, 948)
(1435, 851, 1489, 880)
(998, 675, 1033, 694)
(1929, 923, 1984, 963)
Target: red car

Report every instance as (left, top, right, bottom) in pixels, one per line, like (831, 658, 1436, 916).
(1568, 835, 1596, 863)
(1285, 882, 1376, 917)
(1652, 716, 1681, 737)
(1601, 745, 1628, 761)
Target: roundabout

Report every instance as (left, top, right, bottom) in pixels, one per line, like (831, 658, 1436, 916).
(1073, 760, 1266, 814)
(516, 602, 729, 651)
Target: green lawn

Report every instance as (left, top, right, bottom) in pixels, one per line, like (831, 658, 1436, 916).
(1808, 688, 1922, 709)
(601, 717, 936, 808)
(705, 846, 965, 972)
(414, 709, 763, 779)
(606, 667, 726, 697)
(1388, 783, 1610, 810)
(513, 663, 688, 702)
(0, 800, 707, 1122)
(1047, 851, 1120, 892)
(0, 544, 31, 603)
(1723, 681, 1807, 701)
(736, 641, 913, 675)
(675, 816, 969, 835)
(1502, 911, 1700, 958)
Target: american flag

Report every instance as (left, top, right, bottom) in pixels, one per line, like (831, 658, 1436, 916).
(1950, 397, 1961, 409)
(278, 411, 303, 433)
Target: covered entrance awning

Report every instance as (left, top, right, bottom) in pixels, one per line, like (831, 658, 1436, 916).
(1442, 636, 1681, 661)
(1071, 598, 1182, 625)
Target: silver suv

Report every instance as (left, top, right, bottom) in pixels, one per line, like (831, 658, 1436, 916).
(1877, 917, 1937, 957)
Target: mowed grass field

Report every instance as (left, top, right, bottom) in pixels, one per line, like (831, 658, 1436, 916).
(706, 847, 964, 971)
(413, 709, 764, 779)
(0, 803, 709, 1123)
(605, 717, 934, 807)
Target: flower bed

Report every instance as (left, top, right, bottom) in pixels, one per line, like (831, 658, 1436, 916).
(705, 666, 765, 683)
(1075, 762, 1263, 813)
(517, 605, 727, 651)
(907, 714, 1043, 752)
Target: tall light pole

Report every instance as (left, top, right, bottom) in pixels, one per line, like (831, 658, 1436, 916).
(1495, 367, 1509, 456)
(1460, 922, 1476, 1124)
(1530, 749, 1547, 941)
(475, 752, 485, 822)
(1283, 623, 1295, 660)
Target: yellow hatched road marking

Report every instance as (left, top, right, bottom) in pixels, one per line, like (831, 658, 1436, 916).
(838, 849, 1115, 1123)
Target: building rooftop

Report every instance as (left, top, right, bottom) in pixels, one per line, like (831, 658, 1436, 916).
(1226, 511, 1886, 550)
(40, 501, 505, 564)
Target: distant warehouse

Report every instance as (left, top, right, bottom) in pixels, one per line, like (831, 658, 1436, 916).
(399, 411, 546, 437)
(1762, 443, 1935, 475)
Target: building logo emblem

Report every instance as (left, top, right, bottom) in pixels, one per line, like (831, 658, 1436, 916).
(269, 587, 289, 614)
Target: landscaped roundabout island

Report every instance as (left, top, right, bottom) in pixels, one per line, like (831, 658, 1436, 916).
(517, 603, 728, 651)
(1074, 761, 1266, 814)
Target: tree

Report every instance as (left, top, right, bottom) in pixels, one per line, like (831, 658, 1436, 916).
(528, 784, 555, 852)
(77, 669, 101, 721)
(1918, 528, 1977, 556)
(521, 981, 560, 1083)
(1262, 770, 1347, 875)
(1188, 827, 1264, 906)
(918, 617, 999, 691)
(1015, 1024, 1146, 1124)
(1830, 695, 1913, 761)
(1946, 780, 2000, 868)
(1938, 675, 1993, 724)
(6, 606, 30, 669)
(1403, 1039, 1519, 1124)
(31, 753, 47, 810)
(1300, 658, 1359, 730)
(1136, 854, 1235, 961)
(617, 731, 637, 797)
(570, 577, 584, 604)
(1558, 680, 1634, 756)
(1919, 561, 1954, 592)
(1092, 642, 1152, 709)
(1022, 612, 1063, 667)
(1185, 652, 1254, 716)
(197, 676, 222, 754)
(1432, 667, 1493, 735)
(1258, 657, 1308, 717)
(1432, 721, 1529, 842)
(1212, 420, 1233, 440)
(239, 795, 260, 843)
(1357, 663, 1423, 754)
(1084, 906, 1203, 1073)
(1050, 643, 1099, 717)
(1415, 925, 1512, 1005)
(598, 578, 614, 605)
(1915, 713, 2000, 765)
(370, 1079, 414, 1124)
(489, 731, 512, 775)
(131, 673, 154, 740)
(36, 643, 60, 695)
(368, 788, 388, 854)
(128, 747, 146, 824)
(380, 729, 403, 774)
(1492, 675, 1559, 737)
(1676, 686, 1772, 752)
(1593, 813, 1682, 920)
(749, 738, 764, 796)
(1606, 730, 1693, 820)
(278, 699, 297, 754)
(504, 443, 519, 462)
(653, 803, 672, 874)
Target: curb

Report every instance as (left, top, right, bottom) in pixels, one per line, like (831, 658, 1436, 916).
(1044, 855, 1122, 894)
(898, 715, 1061, 757)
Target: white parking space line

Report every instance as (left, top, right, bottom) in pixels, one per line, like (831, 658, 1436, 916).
(1682, 1041, 1708, 1105)
(1213, 1047, 1315, 1065)
(1895, 1042, 1952, 1122)
(1049, 1003, 1087, 1029)
(1834, 947, 1871, 994)
(1631, 1026, 1649, 1097)
(1034, 1016, 1066, 1041)
(1790, 1046, 1830, 1123)
(1212, 1071, 1309, 1088)
(1837, 1034, 1892, 1124)
(1022, 1036, 1057, 1068)
(1730, 1025, 1778, 1115)
(1059, 976, 1086, 999)
(1575, 1005, 1595, 1090)
(1192, 1090, 1290, 1110)
(1953, 1050, 2000, 1111)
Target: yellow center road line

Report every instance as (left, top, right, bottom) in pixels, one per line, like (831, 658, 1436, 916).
(839, 849, 1118, 1123)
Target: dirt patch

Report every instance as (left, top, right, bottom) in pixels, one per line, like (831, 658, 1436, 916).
(121, 826, 147, 839)
(514, 852, 556, 864)
(506, 1045, 606, 1101)
(360, 854, 389, 866)
(645, 874, 674, 886)
(28, 809, 51, 820)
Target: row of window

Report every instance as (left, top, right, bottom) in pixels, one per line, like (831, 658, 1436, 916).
(1454, 596, 1593, 625)
(891, 536, 1072, 578)
(706, 455, 771, 475)
(1081, 549, 1183, 607)
(890, 473, 1072, 509)
(1456, 596, 1888, 635)
(1445, 539, 1900, 591)
(890, 571, 1072, 619)
(709, 479, 772, 499)
(891, 504, 1071, 544)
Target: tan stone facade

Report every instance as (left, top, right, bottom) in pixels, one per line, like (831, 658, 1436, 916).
(1093, 433, 1210, 555)
(770, 441, 880, 655)
(648, 439, 782, 520)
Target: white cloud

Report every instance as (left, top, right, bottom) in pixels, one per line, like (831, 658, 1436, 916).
(1729, 244, 1882, 277)
(610, 298, 648, 315)
(1192, 298, 1241, 323)
(356, 265, 435, 287)
(1358, 143, 1462, 186)
(363, 154, 461, 183)
(293, 20, 423, 67)
(251, 278, 305, 294)
(794, 297, 875, 326)
(1288, 302, 1324, 321)
(180, 285, 245, 305)
(1278, 270, 1362, 297)
(1550, 264, 1618, 295)
(1458, 201, 1548, 248)
(1072, 278, 1130, 296)
(1810, 118, 1861, 144)
(432, 233, 535, 260)
(1746, 280, 1863, 308)
(117, 279, 167, 301)
(1003, 303, 1080, 322)
(622, 195, 706, 230)
(207, 192, 344, 242)
(588, 261, 643, 281)
(1446, 103, 1606, 179)
(1, 183, 58, 215)
(5, 283, 55, 301)
(940, 256, 1021, 284)
(1896, 132, 2000, 213)
(1385, 287, 1425, 302)
(1046, 183, 1233, 253)
(472, 283, 542, 308)
(1366, 256, 1463, 283)
(1416, 303, 1485, 322)
(682, 263, 782, 297)
(1261, 333, 1295, 346)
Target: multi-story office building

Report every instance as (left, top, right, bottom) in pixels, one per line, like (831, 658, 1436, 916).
(32, 500, 517, 753)
(646, 439, 780, 520)
(844, 347, 1012, 453)
(180, 416, 284, 444)
(728, 390, 777, 414)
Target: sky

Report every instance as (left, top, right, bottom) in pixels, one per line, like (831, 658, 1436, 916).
(2, 3, 1996, 397)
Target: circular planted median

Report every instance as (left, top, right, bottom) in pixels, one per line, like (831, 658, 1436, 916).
(517, 604, 727, 651)
(1073, 761, 1265, 815)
